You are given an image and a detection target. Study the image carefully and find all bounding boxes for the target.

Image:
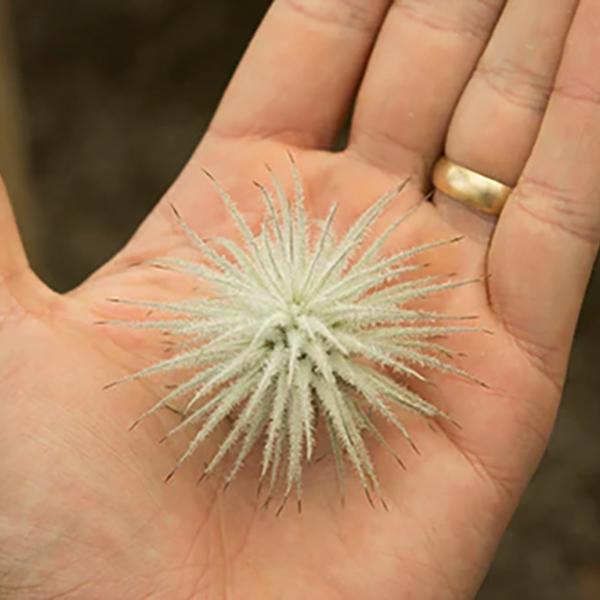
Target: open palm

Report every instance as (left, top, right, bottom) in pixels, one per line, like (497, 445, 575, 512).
(2, 2, 599, 599)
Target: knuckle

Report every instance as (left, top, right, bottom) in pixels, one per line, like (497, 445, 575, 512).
(474, 57, 553, 113)
(553, 77, 600, 108)
(393, 0, 500, 41)
(512, 176, 600, 245)
(347, 126, 428, 179)
(283, 0, 384, 33)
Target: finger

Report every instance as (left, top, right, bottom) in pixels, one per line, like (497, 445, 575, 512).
(348, 0, 506, 178)
(490, 0, 600, 383)
(209, 0, 391, 149)
(443, 0, 577, 187)
(0, 177, 37, 310)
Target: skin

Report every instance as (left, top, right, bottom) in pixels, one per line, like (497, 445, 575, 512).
(1, 0, 599, 598)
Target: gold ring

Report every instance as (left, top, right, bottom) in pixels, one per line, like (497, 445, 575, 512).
(432, 156, 512, 216)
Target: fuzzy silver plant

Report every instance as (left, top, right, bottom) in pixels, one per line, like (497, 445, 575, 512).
(109, 157, 482, 510)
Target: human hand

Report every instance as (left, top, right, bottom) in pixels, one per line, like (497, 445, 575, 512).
(1, 1, 598, 598)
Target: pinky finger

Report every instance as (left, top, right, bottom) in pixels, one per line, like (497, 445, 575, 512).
(489, 0, 600, 385)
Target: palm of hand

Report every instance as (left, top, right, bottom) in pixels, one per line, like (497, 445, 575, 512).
(1, 137, 558, 599)
(4, 0, 600, 597)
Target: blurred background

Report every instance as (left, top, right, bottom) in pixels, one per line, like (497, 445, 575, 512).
(1, 1, 598, 598)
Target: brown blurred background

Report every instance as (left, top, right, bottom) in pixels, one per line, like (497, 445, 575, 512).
(1, 1, 599, 598)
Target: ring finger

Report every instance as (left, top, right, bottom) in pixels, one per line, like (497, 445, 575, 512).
(435, 0, 578, 225)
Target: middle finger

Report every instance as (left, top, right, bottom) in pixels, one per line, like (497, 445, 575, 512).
(348, 0, 507, 179)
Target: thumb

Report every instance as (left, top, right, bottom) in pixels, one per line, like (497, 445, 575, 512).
(0, 176, 47, 312)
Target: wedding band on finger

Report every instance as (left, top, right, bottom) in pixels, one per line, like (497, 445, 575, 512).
(432, 156, 513, 216)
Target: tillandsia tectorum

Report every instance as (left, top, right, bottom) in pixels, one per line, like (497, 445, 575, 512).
(106, 156, 484, 511)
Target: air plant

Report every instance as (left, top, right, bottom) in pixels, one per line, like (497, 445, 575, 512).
(107, 156, 482, 511)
